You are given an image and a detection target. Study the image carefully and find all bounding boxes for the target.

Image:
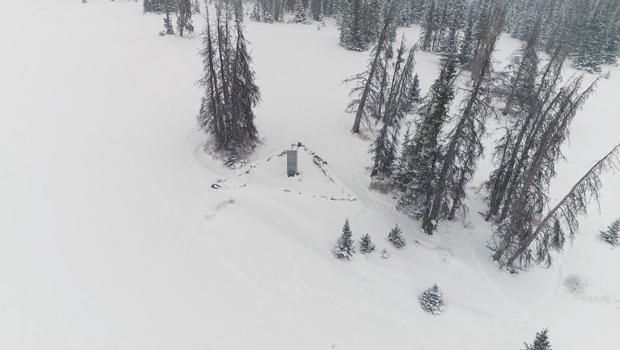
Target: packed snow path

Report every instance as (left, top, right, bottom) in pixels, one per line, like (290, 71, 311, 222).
(1, 1, 619, 349)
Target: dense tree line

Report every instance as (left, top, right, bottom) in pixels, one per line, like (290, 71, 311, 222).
(341, 0, 617, 270)
(246, 0, 619, 69)
(505, 0, 620, 72)
(144, 0, 197, 36)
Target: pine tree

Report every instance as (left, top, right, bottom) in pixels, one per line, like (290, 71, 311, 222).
(144, 0, 155, 12)
(340, 0, 367, 51)
(229, 5, 261, 156)
(159, 0, 177, 34)
(420, 0, 437, 51)
(407, 74, 421, 113)
(164, 13, 175, 34)
(177, 0, 194, 37)
(419, 284, 445, 315)
(388, 224, 406, 248)
(360, 233, 376, 253)
(422, 0, 506, 235)
(251, 1, 262, 21)
(458, 7, 475, 65)
(334, 219, 355, 259)
(395, 58, 457, 217)
(523, 329, 552, 350)
(310, 0, 323, 21)
(292, 0, 309, 23)
(197, 1, 261, 164)
(600, 218, 620, 247)
(192, 0, 201, 13)
(363, 0, 383, 44)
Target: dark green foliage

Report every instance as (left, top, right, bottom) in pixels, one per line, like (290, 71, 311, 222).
(334, 219, 355, 259)
(523, 329, 552, 350)
(360, 233, 376, 253)
(292, 0, 309, 23)
(177, 0, 194, 36)
(601, 218, 620, 247)
(388, 224, 406, 248)
(407, 74, 421, 112)
(421, 1, 505, 235)
(505, 0, 620, 72)
(339, 0, 384, 51)
(164, 12, 175, 34)
(198, 1, 261, 163)
(395, 58, 456, 218)
(419, 284, 445, 315)
(458, 8, 475, 65)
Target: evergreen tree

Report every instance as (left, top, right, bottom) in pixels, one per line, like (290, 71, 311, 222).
(422, 0, 506, 235)
(419, 284, 445, 315)
(292, 0, 310, 23)
(334, 219, 355, 259)
(458, 6, 475, 65)
(339, 0, 386, 51)
(197, 1, 261, 164)
(310, 0, 323, 21)
(407, 74, 421, 112)
(360, 233, 376, 253)
(340, 0, 369, 51)
(144, 0, 155, 12)
(439, 17, 459, 61)
(192, 0, 201, 13)
(363, 0, 383, 44)
(229, 6, 261, 156)
(601, 218, 620, 247)
(523, 329, 552, 350)
(251, 1, 262, 21)
(164, 13, 175, 34)
(177, 0, 195, 37)
(388, 224, 406, 248)
(394, 58, 457, 217)
(160, 0, 177, 34)
(420, 0, 437, 51)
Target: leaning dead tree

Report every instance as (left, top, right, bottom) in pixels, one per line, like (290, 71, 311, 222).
(350, 3, 396, 134)
(498, 142, 620, 269)
(489, 74, 602, 269)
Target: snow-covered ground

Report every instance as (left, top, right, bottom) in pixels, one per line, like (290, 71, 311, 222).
(1, 1, 618, 349)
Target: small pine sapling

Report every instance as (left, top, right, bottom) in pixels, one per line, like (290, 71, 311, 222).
(388, 224, 406, 248)
(163, 14, 174, 34)
(334, 219, 355, 259)
(523, 329, 552, 350)
(419, 284, 445, 315)
(360, 234, 376, 253)
(600, 218, 620, 247)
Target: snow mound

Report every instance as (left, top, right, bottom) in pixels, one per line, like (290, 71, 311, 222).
(208, 142, 356, 201)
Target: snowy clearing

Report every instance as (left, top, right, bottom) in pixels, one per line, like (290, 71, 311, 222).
(1, 1, 619, 349)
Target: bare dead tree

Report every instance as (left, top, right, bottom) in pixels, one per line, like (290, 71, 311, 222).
(506, 142, 620, 268)
(350, 3, 396, 134)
